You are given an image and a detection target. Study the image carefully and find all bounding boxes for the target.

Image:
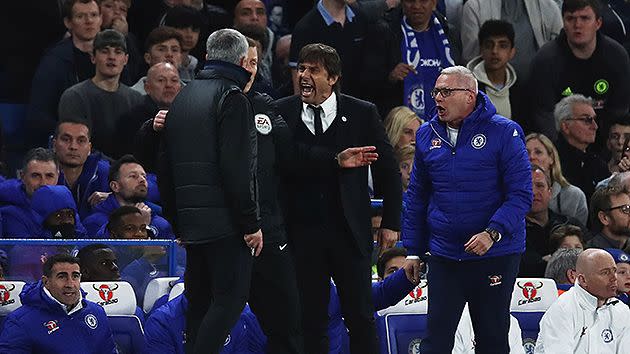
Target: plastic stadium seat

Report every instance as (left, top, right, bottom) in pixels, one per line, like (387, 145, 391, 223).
(509, 278, 558, 352)
(375, 279, 429, 354)
(81, 281, 145, 353)
(168, 282, 185, 301)
(143, 277, 179, 314)
(0, 281, 25, 332)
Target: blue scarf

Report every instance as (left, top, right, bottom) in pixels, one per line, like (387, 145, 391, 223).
(401, 14, 454, 120)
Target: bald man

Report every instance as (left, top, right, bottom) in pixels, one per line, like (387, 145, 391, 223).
(535, 249, 630, 353)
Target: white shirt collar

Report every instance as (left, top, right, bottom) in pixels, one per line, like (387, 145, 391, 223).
(301, 92, 338, 135)
(43, 286, 83, 315)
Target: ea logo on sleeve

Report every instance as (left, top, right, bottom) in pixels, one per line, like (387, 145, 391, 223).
(255, 114, 272, 135)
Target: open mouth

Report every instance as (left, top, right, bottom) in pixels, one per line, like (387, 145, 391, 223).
(301, 82, 314, 96)
(436, 106, 446, 115)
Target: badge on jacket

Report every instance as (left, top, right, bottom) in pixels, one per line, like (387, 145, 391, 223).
(255, 114, 272, 135)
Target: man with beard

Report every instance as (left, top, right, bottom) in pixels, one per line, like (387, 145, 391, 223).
(588, 186, 630, 249)
(53, 119, 110, 220)
(83, 155, 174, 239)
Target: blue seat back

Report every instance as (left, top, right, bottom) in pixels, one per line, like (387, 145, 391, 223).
(109, 315, 145, 354)
(377, 313, 428, 354)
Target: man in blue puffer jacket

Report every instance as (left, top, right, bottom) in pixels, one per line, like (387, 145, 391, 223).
(402, 66, 532, 354)
(0, 254, 117, 353)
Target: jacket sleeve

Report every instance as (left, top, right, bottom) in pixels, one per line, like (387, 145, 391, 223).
(371, 268, 416, 311)
(528, 49, 559, 138)
(401, 134, 431, 256)
(0, 315, 32, 354)
(144, 310, 178, 354)
(487, 123, 532, 238)
(368, 103, 402, 231)
(218, 92, 261, 235)
(134, 119, 160, 170)
(534, 304, 576, 353)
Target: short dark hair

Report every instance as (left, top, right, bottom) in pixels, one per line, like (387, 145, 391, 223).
(62, 0, 100, 20)
(93, 29, 127, 54)
(107, 206, 142, 235)
(42, 253, 81, 277)
(478, 19, 515, 48)
(145, 26, 184, 52)
(609, 114, 630, 130)
(237, 24, 269, 52)
(55, 118, 92, 139)
(298, 43, 342, 93)
(562, 0, 602, 18)
(22, 147, 58, 172)
(76, 243, 112, 265)
(164, 5, 203, 31)
(376, 247, 407, 279)
(109, 154, 141, 182)
(549, 224, 584, 251)
(590, 186, 628, 230)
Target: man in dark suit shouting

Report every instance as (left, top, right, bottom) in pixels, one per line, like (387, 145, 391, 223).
(275, 43, 402, 354)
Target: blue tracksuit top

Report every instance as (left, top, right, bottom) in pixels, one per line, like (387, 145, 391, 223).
(402, 91, 532, 260)
(0, 281, 117, 354)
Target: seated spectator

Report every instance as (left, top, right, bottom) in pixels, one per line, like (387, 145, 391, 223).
(460, 0, 562, 83)
(0, 148, 60, 235)
(52, 118, 110, 220)
(466, 20, 523, 122)
(605, 115, 630, 173)
(548, 224, 585, 258)
(395, 145, 415, 193)
(58, 29, 144, 159)
(526, 133, 588, 225)
(130, 26, 184, 95)
(604, 248, 630, 305)
(544, 247, 582, 295)
(587, 185, 630, 249)
(554, 94, 610, 201)
(384, 106, 422, 151)
(83, 155, 173, 239)
(26, 0, 102, 148)
(376, 246, 407, 281)
(521, 164, 583, 277)
(535, 248, 630, 352)
(0, 254, 117, 353)
(122, 62, 182, 165)
(30, 185, 86, 239)
(163, 5, 203, 82)
(272, 33, 293, 98)
(529, 0, 630, 147)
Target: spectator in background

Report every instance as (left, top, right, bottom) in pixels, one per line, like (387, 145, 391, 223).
(587, 185, 630, 249)
(536, 248, 630, 353)
(57, 29, 143, 160)
(554, 94, 609, 201)
(83, 155, 174, 239)
(26, 0, 102, 149)
(396, 145, 415, 193)
(289, 0, 369, 98)
(529, 0, 630, 147)
(376, 247, 407, 281)
(461, 0, 562, 83)
(544, 247, 582, 294)
(548, 224, 585, 256)
(163, 5, 204, 82)
(466, 20, 523, 122)
(384, 106, 422, 151)
(233, 0, 275, 87)
(130, 26, 184, 95)
(0, 254, 117, 353)
(526, 133, 589, 225)
(76, 243, 120, 282)
(52, 119, 110, 220)
(604, 248, 630, 305)
(606, 115, 630, 173)
(362, 0, 455, 119)
(237, 24, 277, 96)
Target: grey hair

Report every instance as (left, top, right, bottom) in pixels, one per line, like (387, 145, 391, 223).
(440, 66, 478, 94)
(544, 247, 583, 285)
(609, 171, 630, 188)
(206, 28, 249, 65)
(554, 94, 593, 131)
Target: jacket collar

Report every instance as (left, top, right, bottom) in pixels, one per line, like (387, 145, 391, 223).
(199, 60, 251, 90)
(573, 280, 619, 310)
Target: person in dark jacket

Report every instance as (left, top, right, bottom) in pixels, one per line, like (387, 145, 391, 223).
(83, 154, 173, 238)
(402, 66, 532, 353)
(0, 254, 117, 354)
(162, 28, 262, 354)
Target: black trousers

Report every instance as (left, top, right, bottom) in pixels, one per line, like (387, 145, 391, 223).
(292, 228, 377, 354)
(184, 235, 253, 354)
(249, 239, 304, 353)
(420, 254, 520, 354)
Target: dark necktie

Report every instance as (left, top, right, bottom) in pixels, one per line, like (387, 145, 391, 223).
(309, 105, 323, 135)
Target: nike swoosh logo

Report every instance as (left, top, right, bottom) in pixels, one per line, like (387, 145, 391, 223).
(279, 243, 287, 251)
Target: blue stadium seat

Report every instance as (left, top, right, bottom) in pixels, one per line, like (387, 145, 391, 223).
(143, 276, 179, 314)
(509, 278, 558, 352)
(0, 281, 25, 332)
(81, 281, 145, 353)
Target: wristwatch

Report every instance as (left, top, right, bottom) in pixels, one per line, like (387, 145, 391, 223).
(485, 228, 502, 243)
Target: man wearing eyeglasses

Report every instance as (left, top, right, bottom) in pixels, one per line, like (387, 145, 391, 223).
(587, 186, 630, 250)
(555, 94, 609, 201)
(402, 66, 532, 353)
